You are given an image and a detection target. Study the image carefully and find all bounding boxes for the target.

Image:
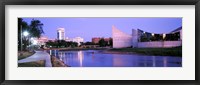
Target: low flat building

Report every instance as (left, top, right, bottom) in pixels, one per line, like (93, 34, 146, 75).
(112, 25, 182, 48)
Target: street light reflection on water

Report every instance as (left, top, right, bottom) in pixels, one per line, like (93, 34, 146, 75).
(48, 50, 181, 67)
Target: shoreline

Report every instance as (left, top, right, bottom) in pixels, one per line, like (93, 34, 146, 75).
(102, 50, 138, 54)
(102, 50, 181, 57)
(43, 47, 182, 57)
(106, 47, 182, 57)
(43, 47, 109, 51)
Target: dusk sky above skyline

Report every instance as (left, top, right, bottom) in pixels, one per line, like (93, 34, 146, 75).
(22, 17, 182, 42)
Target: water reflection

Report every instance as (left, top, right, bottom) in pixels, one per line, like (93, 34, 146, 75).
(152, 56, 156, 67)
(48, 50, 182, 67)
(163, 57, 167, 67)
(77, 51, 84, 67)
(54, 50, 57, 57)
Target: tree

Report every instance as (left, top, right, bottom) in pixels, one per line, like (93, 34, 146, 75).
(46, 40, 55, 48)
(18, 18, 44, 51)
(84, 42, 95, 45)
(99, 38, 107, 47)
(29, 19, 44, 38)
(109, 38, 113, 47)
(46, 40, 78, 48)
(59, 40, 67, 47)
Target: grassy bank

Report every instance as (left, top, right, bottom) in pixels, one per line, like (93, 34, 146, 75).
(18, 51, 45, 67)
(18, 60, 45, 67)
(18, 51, 35, 60)
(45, 47, 108, 51)
(108, 47, 182, 57)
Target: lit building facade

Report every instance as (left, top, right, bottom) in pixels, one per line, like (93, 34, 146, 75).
(92, 37, 112, 44)
(92, 38, 101, 44)
(30, 36, 48, 46)
(57, 28, 65, 40)
(112, 26, 132, 48)
(72, 37, 84, 46)
(65, 37, 84, 46)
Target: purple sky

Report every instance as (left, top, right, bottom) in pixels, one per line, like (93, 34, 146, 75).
(22, 18, 182, 42)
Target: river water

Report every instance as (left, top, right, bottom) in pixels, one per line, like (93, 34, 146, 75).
(48, 50, 182, 67)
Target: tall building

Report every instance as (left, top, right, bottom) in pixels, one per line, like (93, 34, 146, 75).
(57, 28, 65, 40)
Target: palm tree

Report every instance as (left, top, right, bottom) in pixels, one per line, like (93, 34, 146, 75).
(29, 19, 44, 38)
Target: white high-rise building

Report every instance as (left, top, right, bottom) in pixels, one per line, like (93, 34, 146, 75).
(57, 28, 65, 40)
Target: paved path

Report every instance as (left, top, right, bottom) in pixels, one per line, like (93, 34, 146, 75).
(18, 51, 52, 67)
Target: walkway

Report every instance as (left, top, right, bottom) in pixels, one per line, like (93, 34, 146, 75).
(18, 51, 52, 67)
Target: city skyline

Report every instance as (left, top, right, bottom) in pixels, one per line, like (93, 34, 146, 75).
(22, 17, 182, 42)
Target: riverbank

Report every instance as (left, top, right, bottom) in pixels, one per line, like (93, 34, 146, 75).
(51, 55, 69, 67)
(106, 47, 182, 57)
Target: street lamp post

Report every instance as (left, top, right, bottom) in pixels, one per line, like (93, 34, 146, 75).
(20, 25, 23, 56)
(20, 25, 22, 51)
(23, 31, 29, 51)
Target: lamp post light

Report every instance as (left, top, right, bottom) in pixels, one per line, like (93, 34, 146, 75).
(23, 31, 29, 37)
